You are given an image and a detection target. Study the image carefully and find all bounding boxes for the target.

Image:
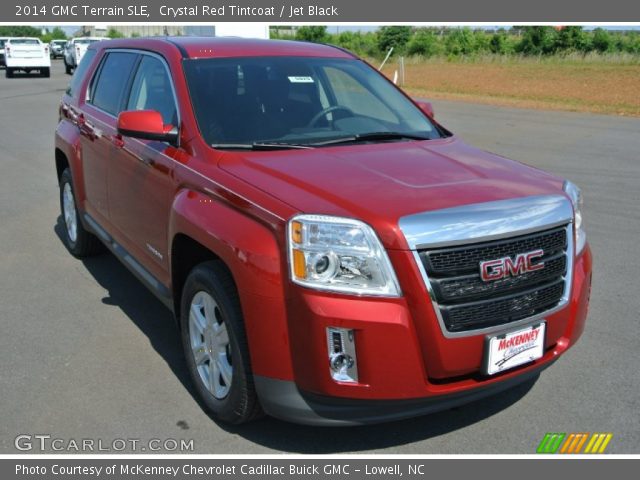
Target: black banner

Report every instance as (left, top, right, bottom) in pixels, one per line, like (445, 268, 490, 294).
(2, 0, 640, 22)
(4, 459, 638, 480)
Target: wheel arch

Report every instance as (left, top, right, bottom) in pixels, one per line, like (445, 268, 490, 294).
(169, 189, 294, 381)
(55, 147, 69, 181)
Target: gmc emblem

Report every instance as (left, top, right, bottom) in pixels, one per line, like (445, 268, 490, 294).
(480, 249, 545, 282)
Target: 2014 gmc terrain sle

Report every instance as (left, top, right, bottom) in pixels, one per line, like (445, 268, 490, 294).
(55, 38, 592, 425)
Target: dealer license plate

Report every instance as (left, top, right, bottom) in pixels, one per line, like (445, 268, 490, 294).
(485, 323, 545, 375)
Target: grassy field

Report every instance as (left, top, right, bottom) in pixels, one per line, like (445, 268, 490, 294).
(380, 56, 640, 116)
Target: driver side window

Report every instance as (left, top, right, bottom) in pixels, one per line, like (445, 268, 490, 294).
(127, 55, 178, 126)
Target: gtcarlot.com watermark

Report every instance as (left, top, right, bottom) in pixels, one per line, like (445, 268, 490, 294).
(15, 434, 194, 452)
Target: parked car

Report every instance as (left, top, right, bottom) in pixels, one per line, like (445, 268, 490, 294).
(49, 39, 67, 59)
(4, 38, 51, 78)
(63, 37, 102, 74)
(55, 38, 592, 425)
(0, 37, 8, 67)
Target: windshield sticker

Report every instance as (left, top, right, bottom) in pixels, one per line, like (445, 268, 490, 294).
(288, 76, 315, 83)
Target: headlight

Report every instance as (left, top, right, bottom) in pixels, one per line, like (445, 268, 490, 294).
(287, 214, 401, 297)
(563, 180, 586, 253)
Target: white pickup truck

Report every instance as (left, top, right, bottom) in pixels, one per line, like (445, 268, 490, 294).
(4, 38, 51, 78)
(63, 37, 102, 74)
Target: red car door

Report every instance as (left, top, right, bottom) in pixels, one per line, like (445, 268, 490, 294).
(78, 51, 139, 225)
(106, 53, 179, 285)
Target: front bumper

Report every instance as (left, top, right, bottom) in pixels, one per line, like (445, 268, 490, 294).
(255, 244, 592, 425)
(255, 358, 555, 426)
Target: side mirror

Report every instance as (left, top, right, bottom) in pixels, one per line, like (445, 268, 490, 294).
(117, 110, 178, 145)
(415, 100, 435, 119)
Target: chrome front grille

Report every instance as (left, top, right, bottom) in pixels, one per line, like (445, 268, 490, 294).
(418, 226, 569, 332)
(399, 195, 575, 338)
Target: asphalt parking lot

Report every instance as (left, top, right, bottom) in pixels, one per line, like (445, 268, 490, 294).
(1, 60, 639, 454)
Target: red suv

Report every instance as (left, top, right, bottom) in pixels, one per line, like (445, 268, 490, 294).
(55, 38, 592, 425)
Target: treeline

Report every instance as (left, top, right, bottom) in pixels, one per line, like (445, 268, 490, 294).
(271, 26, 640, 59)
(0, 26, 68, 43)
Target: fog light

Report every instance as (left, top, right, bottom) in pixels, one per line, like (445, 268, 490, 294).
(326, 327, 358, 383)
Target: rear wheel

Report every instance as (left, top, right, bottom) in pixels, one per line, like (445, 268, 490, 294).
(5, 68, 13, 78)
(41, 67, 50, 78)
(64, 59, 72, 75)
(180, 261, 262, 424)
(59, 168, 103, 257)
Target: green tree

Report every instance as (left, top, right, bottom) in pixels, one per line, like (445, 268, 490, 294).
(295, 26, 328, 43)
(377, 26, 412, 54)
(516, 26, 557, 55)
(622, 31, 640, 54)
(0, 25, 42, 37)
(406, 29, 442, 57)
(490, 31, 514, 54)
(40, 26, 67, 43)
(106, 28, 125, 39)
(591, 28, 612, 53)
(49, 27, 67, 40)
(445, 27, 476, 56)
(555, 26, 589, 52)
(473, 30, 491, 53)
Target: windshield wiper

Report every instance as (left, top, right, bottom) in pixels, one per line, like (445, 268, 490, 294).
(211, 142, 315, 150)
(311, 132, 431, 146)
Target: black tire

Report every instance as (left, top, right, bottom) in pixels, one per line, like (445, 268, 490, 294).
(180, 261, 262, 424)
(5, 68, 13, 78)
(64, 60, 72, 75)
(59, 168, 103, 257)
(41, 67, 50, 78)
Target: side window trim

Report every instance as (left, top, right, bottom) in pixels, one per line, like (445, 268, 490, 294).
(86, 48, 180, 128)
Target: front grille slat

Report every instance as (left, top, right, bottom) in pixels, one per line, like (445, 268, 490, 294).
(441, 281, 564, 332)
(423, 227, 567, 276)
(432, 253, 566, 304)
(418, 226, 569, 333)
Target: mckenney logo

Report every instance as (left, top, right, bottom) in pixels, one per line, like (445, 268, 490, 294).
(537, 432, 613, 454)
(497, 330, 540, 351)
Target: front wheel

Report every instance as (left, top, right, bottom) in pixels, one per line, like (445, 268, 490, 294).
(180, 261, 262, 424)
(64, 59, 72, 75)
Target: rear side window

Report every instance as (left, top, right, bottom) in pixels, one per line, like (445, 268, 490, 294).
(90, 52, 138, 116)
(66, 49, 97, 98)
(126, 56, 178, 125)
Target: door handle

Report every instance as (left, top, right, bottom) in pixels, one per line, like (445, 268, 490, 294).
(78, 114, 96, 138)
(111, 134, 125, 148)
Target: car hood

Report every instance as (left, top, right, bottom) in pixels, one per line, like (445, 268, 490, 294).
(219, 136, 564, 249)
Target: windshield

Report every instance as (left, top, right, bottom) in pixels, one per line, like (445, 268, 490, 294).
(184, 56, 443, 147)
(0, 39, 5, 48)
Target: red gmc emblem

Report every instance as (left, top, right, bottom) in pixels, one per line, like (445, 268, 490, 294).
(480, 249, 545, 282)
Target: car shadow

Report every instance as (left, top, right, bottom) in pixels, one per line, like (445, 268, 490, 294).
(54, 217, 539, 453)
